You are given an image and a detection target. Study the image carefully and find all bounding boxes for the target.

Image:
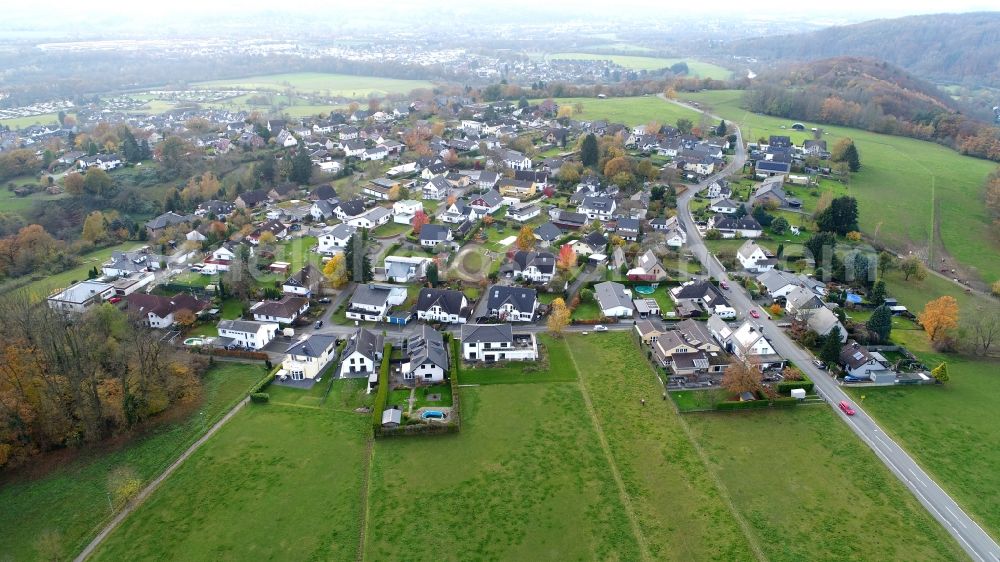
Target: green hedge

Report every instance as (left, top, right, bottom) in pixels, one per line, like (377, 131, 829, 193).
(249, 365, 280, 395)
(370, 342, 393, 434)
(717, 399, 772, 411)
(777, 373, 814, 395)
(250, 392, 269, 403)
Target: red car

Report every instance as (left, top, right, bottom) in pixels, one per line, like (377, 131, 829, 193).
(108, 296, 122, 304)
(749, 308, 760, 319)
(720, 281, 729, 290)
(839, 401, 856, 416)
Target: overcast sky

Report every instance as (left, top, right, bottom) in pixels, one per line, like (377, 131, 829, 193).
(4, 0, 997, 33)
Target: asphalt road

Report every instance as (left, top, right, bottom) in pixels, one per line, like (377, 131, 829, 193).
(677, 123, 1000, 562)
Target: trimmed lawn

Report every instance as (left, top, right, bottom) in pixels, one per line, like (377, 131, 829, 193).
(0, 363, 266, 561)
(220, 297, 244, 319)
(686, 407, 965, 561)
(193, 72, 434, 98)
(684, 89, 1000, 286)
(91, 404, 368, 561)
(670, 388, 728, 412)
(548, 53, 733, 79)
(371, 221, 411, 238)
(0, 182, 69, 213)
(366, 382, 642, 560)
(567, 333, 755, 559)
(533, 96, 701, 127)
(571, 300, 603, 320)
(269, 235, 320, 271)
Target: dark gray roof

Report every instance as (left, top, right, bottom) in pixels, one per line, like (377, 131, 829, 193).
(337, 198, 367, 217)
(343, 327, 383, 361)
(407, 325, 449, 370)
(534, 222, 562, 241)
(286, 335, 338, 359)
(218, 319, 275, 333)
(419, 224, 451, 243)
(595, 281, 633, 310)
(415, 288, 467, 316)
(147, 212, 190, 230)
(350, 284, 394, 307)
(508, 251, 555, 275)
(486, 285, 537, 313)
(461, 323, 513, 344)
(580, 195, 614, 211)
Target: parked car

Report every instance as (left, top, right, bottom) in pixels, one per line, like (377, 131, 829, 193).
(720, 281, 729, 290)
(749, 308, 760, 319)
(581, 331, 589, 335)
(813, 360, 826, 370)
(108, 296, 122, 304)
(844, 375, 867, 383)
(317, 297, 332, 303)
(314, 320, 324, 329)
(594, 325, 608, 331)
(838, 401, 856, 415)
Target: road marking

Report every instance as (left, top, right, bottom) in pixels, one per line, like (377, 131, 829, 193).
(956, 534, 985, 562)
(989, 552, 999, 562)
(908, 468, 928, 487)
(946, 506, 968, 529)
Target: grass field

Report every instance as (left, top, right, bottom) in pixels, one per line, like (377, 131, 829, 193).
(366, 382, 642, 560)
(0, 112, 71, 128)
(548, 53, 732, 79)
(92, 403, 369, 561)
(17, 241, 146, 300)
(682, 89, 1000, 285)
(844, 291, 1000, 537)
(0, 363, 266, 561)
(193, 72, 434, 98)
(686, 407, 965, 561)
(0, 182, 69, 212)
(535, 96, 702, 127)
(458, 334, 579, 385)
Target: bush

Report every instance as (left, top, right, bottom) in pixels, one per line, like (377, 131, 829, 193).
(250, 392, 270, 404)
(776, 380, 814, 394)
(716, 399, 771, 410)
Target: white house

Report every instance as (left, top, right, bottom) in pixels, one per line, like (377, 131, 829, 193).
(501, 251, 555, 284)
(345, 283, 408, 322)
(78, 153, 123, 171)
(418, 224, 454, 248)
(484, 285, 538, 322)
(506, 203, 541, 223)
(578, 195, 616, 222)
(421, 176, 449, 201)
(414, 288, 469, 324)
(710, 215, 763, 239)
(281, 335, 338, 381)
(340, 328, 384, 387)
(401, 326, 450, 383)
(275, 130, 298, 148)
(840, 341, 894, 383)
(318, 224, 357, 255)
(594, 281, 635, 318)
(217, 320, 279, 350)
(347, 207, 391, 229)
(393, 199, 423, 225)
(383, 255, 431, 283)
(737, 240, 775, 272)
(47, 281, 115, 314)
(709, 198, 741, 214)
(726, 321, 784, 369)
(461, 324, 538, 362)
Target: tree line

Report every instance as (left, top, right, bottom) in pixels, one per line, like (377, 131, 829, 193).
(0, 297, 209, 470)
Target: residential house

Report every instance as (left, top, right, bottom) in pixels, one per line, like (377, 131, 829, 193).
(553, 210, 588, 231)
(145, 212, 191, 238)
(275, 129, 297, 147)
(671, 280, 736, 319)
(196, 199, 235, 217)
(784, 286, 824, 316)
(756, 269, 805, 301)
(676, 319, 723, 353)
(507, 203, 541, 223)
(418, 224, 454, 248)
(839, 341, 895, 383)
(498, 178, 536, 201)
(281, 335, 338, 381)
(47, 281, 115, 314)
(533, 222, 562, 246)
(613, 217, 641, 242)
(652, 331, 697, 367)
(578, 195, 616, 222)
(78, 153, 123, 171)
(477, 171, 499, 190)
(414, 288, 469, 324)
(484, 285, 538, 322)
(340, 328, 384, 386)
(709, 215, 763, 239)
(421, 176, 450, 201)
(310, 199, 338, 221)
(318, 224, 357, 254)
(750, 176, 801, 208)
(755, 160, 791, 178)
(250, 296, 309, 325)
(283, 264, 323, 297)
(235, 189, 269, 209)
(103, 250, 162, 277)
(724, 321, 784, 369)
(572, 231, 608, 256)
(334, 199, 367, 222)
(345, 284, 408, 322)
(364, 178, 399, 200)
(501, 251, 555, 284)
(493, 149, 532, 171)
(797, 305, 847, 342)
(737, 240, 776, 272)
(594, 281, 634, 318)
(709, 198, 741, 214)
(401, 326, 450, 383)
(627, 250, 669, 282)
(634, 319, 664, 345)
(247, 219, 287, 245)
(347, 206, 391, 229)
(468, 189, 504, 215)
(126, 293, 208, 329)
(361, 146, 388, 161)
(393, 199, 423, 225)
(383, 255, 431, 283)
(216, 320, 278, 350)
(461, 324, 538, 362)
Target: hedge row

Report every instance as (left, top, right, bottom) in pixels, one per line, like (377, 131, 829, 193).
(715, 396, 800, 411)
(202, 348, 269, 361)
(250, 392, 269, 403)
(776, 379, 814, 394)
(370, 342, 393, 434)
(377, 422, 459, 438)
(249, 365, 280, 395)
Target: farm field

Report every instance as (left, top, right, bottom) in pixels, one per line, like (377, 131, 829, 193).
(682, 89, 1000, 286)
(193, 72, 434, 98)
(91, 402, 369, 561)
(686, 407, 965, 561)
(540, 95, 702, 127)
(0, 363, 266, 561)
(0, 112, 71, 128)
(548, 53, 732, 79)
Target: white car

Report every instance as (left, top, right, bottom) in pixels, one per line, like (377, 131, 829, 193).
(594, 325, 608, 331)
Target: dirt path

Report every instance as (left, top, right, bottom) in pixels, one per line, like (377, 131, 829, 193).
(73, 397, 251, 561)
(566, 349, 653, 562)
(357, 437, 375, 562)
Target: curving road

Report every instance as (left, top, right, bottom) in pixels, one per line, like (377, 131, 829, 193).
(676, 115, 1000, 562)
